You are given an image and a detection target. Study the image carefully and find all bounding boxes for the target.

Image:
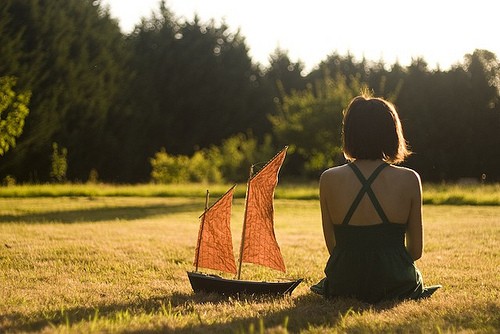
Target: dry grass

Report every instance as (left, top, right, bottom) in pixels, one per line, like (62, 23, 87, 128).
(0, 196, 499, 333)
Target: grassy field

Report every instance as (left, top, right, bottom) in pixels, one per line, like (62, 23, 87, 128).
(1, 195, 499, 333)
(0, 182, 499, 205)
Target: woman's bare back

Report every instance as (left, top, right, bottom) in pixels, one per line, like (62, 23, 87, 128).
(320, 159, 421, 226)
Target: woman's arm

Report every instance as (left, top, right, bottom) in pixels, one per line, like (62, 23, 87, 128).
(405, 170, 423, 260)
(320, 171, 336, 255)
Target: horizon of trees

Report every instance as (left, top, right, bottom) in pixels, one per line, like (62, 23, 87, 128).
(0, 0, 499, 184)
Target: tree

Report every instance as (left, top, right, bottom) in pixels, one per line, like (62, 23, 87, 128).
(265, 48, 307, 98)
(0, 76, 30, 156)
(308, 52, 369, 88)
(114, 4, 274, 181)
(462, 50, 500, 180)
(270, 73, 363, 177)
(395, 53, 500, 181)
(0, 0, 128, 181)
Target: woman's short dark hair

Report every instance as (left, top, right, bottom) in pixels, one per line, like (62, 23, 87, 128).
(342, 94, 411, 164)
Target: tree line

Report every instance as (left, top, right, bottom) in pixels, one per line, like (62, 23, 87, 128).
(0, 0, 499, 183)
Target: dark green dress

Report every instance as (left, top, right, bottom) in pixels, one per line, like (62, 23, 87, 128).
(311, 163, 440, 303)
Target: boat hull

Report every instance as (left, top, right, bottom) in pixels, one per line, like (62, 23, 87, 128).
(187, 271, 302, 296)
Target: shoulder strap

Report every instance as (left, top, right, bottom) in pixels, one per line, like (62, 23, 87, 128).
(341, 163, 390, 225)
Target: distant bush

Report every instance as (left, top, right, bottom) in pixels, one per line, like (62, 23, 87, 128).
(150, 149, 191, 184)
(210, 133, 275, 182)
(150, 133, 275, 184)
(187, 150, 223, 183)
(2, 175, 16, 186)
(87, 168, 99, 184)
(50, 143, 68, 183)
(150, 148, 222, 184)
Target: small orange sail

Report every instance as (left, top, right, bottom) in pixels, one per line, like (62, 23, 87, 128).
(194, 186, 237, 274)
(240, 147, 287, 273)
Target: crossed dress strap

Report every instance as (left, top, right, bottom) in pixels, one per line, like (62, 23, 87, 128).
(342, 162, 390, 225)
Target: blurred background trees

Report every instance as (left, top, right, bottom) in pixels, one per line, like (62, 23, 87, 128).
(0, 0, 499, 183)
(0, 0, 127, 182)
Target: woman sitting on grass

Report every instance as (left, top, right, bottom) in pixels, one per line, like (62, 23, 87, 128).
(311, 93, 441, 303)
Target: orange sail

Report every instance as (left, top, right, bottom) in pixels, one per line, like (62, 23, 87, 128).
(240, 147, 287, 273)
(194, 186, 237, 274)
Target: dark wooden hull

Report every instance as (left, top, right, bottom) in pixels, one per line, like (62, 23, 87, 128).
(187, 271, 302, 296)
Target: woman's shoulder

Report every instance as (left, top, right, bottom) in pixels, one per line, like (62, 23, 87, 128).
(320, 164, 351, 180)
(388, 164, 421, 182)
(386, 165, 422, 195)
(320, 164, 355, 191)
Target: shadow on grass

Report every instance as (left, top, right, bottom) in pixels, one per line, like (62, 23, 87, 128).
(0, 291, 403, 333)
(0, 202, 201, 224)
(161, 292, 402, 334)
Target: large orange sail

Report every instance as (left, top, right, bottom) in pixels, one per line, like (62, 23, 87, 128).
(240, 147, 287, 273)
(194, 186, 237, 274)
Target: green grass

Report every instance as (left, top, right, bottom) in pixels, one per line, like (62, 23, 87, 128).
(0, 182, 499, 205)
(422, 183, 500, 206)
(1, 196, 499, 333)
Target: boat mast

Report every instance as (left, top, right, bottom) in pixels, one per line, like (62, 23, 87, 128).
(195, 190, 210, 272)
(237, 164, 254, 280)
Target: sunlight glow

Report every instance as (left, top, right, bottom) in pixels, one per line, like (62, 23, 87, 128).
(102, 0, 500, 73)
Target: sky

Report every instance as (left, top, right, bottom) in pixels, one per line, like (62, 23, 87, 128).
(102, 0, 500, 73)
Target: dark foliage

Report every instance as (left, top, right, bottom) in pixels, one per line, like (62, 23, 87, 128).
(0, 1, 498, 182)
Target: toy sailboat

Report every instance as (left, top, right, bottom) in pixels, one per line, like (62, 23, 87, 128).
(187, 147, 302, 295)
